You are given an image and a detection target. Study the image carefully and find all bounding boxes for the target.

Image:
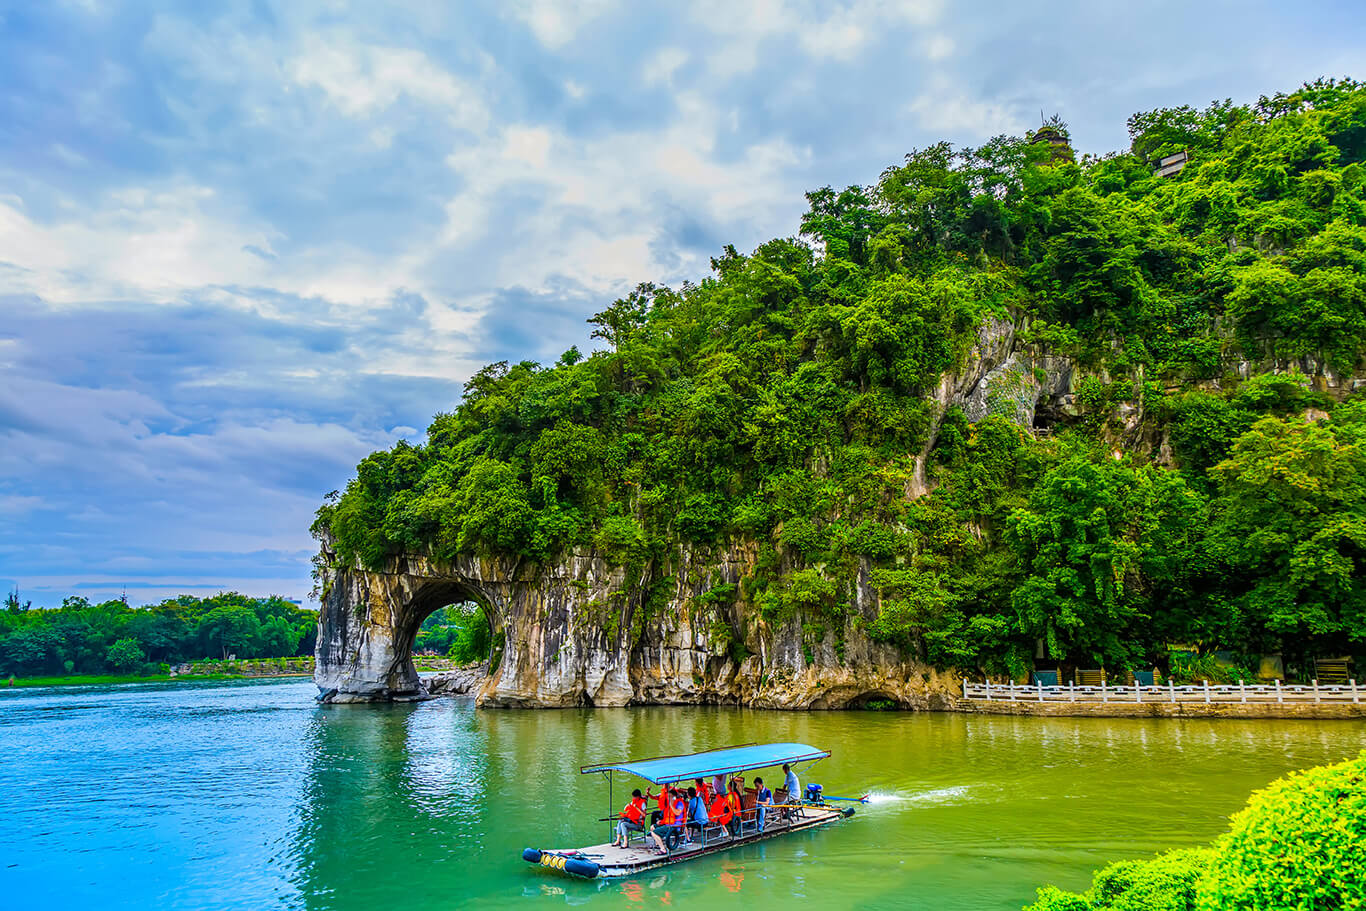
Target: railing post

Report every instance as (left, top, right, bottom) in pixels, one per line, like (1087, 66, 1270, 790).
(1101, 678, 1107, 704)
(1203, 679, 1210, 704)
(1037, 681, 1043, 703)
(1275, 678, 1283, 704)
(985, 679, 991, 702)
(1009, 679, 1016, 702)
(1069, 680, 1075, 703)
(1240, 679, 1246, 704)
(1168, 680, 1175, 704)
(1136, 680, 1142, 703)
(963, 677, 968, 699)
(1352, 679, 1359, 704)
(1313, 679, 1320, 704)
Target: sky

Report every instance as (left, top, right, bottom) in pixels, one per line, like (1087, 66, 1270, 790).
(1, 0, 1362, 608)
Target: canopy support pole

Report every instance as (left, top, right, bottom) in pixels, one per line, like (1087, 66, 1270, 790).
(607, 770, 613, 842)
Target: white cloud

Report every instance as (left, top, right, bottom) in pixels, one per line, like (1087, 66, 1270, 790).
(924, 34, 955, 60)
(692, 0, 944, 73)
(438, 93, 809, 297)
(642, 48, 689, 86)
(505, 0, 618, 49)
(907, 77, 1027, 138)
(287, 34, 488, 130)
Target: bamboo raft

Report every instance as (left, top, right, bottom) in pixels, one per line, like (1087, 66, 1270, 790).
(522, 742, 857, 879)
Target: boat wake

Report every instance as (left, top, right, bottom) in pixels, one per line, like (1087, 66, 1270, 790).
(860, 786, 971, 807)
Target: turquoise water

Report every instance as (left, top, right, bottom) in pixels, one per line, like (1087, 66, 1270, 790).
(1, 678, 1362, 910)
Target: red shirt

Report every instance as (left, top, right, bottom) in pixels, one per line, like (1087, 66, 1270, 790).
(709, 794, 732, 824)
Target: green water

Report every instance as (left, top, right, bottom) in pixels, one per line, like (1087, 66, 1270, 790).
(2, 679, 1362, 910)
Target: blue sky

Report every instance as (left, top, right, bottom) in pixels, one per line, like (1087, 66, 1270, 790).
(1, 0, 1361, 607)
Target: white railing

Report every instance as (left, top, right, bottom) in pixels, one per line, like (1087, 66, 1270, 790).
(962, 678, 1361, 705)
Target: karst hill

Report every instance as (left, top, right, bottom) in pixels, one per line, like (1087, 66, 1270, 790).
(312, 78, 1366, 705)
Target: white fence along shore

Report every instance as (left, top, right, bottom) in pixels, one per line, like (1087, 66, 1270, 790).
(963, 679, 1362, 705)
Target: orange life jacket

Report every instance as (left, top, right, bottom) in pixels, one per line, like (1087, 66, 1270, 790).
(621, 798, 645, 825)
(657, 789, 672, 825)
(709, 794, 732, 824)
(674, 796, 688, 825)
(727, 792, 742, 816)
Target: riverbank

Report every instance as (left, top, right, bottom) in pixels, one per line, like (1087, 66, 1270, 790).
(8, 656, 315, 688)
(953, 698, 1366, 720)
(6, 672, 305, 688)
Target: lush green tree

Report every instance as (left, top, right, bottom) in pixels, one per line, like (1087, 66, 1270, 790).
(105, 638, 147, 674)
(1208, 415, 1366, 655)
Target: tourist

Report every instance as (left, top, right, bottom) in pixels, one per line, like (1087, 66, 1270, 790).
(711, 773, 726, 798)
(694, 777, 712, 803)
(754, 776, 773, 830)
(613, 789, 647, 847)
(726, 779, 744, 836)
(684, 786, 708, 843)
(647, 784, 671, 826)
(708, 788, 733, 836)
(649, 788, 686, 854)
(783, 763, 800, 821)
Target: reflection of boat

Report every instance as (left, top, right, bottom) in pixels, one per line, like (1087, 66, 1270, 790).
(521, 742, 854, 879)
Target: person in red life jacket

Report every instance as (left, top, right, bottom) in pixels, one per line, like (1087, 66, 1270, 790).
(612, 788, 648, 848)
(708, 789, 733, 836)
(694, 777, 712, 804)
(646, 784, 671, 826)
(650, 788, 687, 854)
(725, 778, 744, 836)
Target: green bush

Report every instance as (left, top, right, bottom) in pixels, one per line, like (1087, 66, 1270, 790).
(1025, 848, 1212, 911)
(1197, 750, 1366, 910)
(1026, 753, 1366, 911)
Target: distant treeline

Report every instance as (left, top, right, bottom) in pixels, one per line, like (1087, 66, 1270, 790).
(1, 590, 317, 677)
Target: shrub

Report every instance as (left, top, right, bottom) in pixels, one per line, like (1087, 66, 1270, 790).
(1025, 848, 1212, 911)
(1197, 750, 1366, 910)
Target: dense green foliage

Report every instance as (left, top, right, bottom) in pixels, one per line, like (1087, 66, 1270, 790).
(316, 78, 1366, 673)
(1025, 751, 1366, 911)
(1199, 750, 1366, 909)
(1027, 848, 1213, 911)
(0, 590, 317, 677)
(414, 603, 491, 663)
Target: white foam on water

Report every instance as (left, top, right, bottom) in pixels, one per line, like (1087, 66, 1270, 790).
(859, 785, 972, 807)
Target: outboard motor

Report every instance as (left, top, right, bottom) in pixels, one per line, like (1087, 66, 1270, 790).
(805, 783, 824, 804)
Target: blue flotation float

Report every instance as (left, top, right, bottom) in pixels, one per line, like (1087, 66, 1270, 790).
(522, 847, 600, 879)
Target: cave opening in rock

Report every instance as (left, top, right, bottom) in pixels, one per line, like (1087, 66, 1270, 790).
(848, 691, 908, 710)
(396, 580, 502, 682)
(414, 602, 492, 664)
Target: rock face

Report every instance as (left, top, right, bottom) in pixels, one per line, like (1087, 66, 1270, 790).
(313, 537, 963, 708)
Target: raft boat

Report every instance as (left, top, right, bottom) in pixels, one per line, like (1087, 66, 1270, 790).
(522, 742, 855, 879)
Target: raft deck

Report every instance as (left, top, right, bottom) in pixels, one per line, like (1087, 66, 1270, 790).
(537, 803, 850, 878)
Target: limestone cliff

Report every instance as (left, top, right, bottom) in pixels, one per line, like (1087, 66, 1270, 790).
(312, 312, 1364, 707)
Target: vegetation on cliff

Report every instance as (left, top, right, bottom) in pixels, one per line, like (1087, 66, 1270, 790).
(0, 590, 316, 677)
(1025, 750, 1366, 910)
(314, 78, 1366, 676)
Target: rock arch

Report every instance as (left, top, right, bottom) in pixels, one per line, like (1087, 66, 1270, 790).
(312, 543, 641, 706)
(312, 537, 958, 708)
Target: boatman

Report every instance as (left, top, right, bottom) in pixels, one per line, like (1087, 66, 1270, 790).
(782, 763, 800, 820)
(612, 789, 647, 848)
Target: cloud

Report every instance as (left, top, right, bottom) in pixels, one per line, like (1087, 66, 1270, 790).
(1, 0, 1361, 605)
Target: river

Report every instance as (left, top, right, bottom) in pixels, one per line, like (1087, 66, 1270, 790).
(2, 678, 1361, 910)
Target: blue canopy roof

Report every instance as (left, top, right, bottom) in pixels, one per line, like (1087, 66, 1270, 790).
(581, 742, 830, 784)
